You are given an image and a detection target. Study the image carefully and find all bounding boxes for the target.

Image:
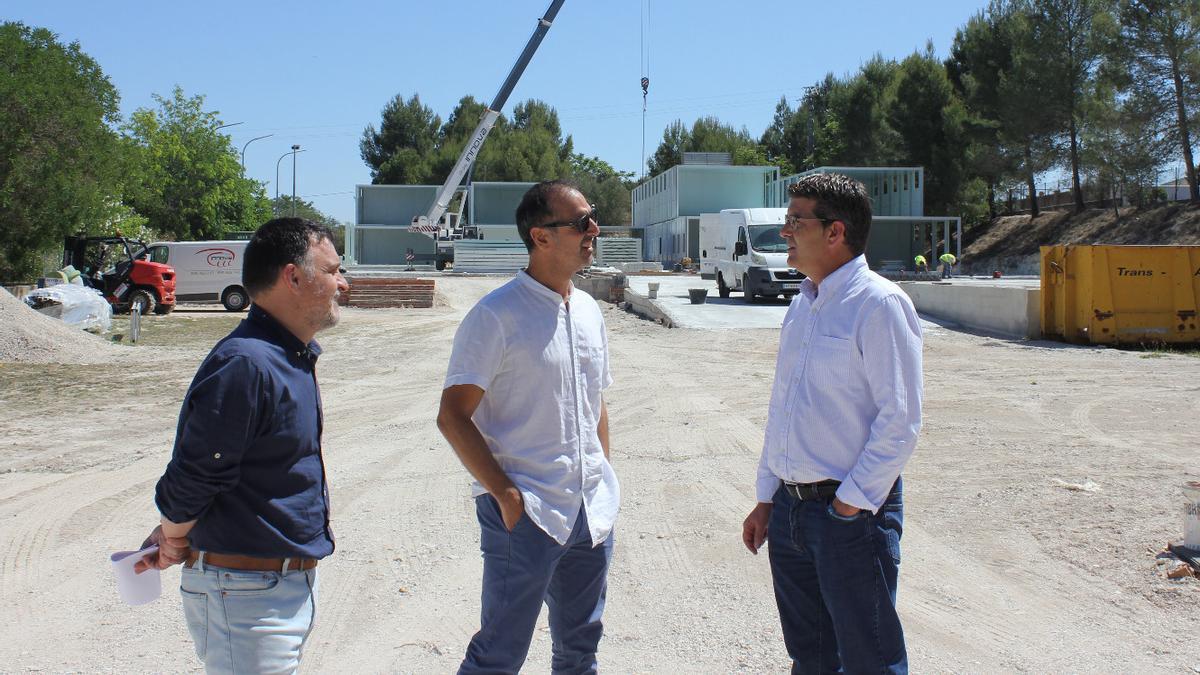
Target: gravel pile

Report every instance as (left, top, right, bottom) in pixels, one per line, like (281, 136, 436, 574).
(0, 288, 121, 363)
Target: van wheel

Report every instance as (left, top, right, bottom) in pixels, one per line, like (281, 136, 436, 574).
(717, 273, 730, 298)
(153, 303, 174, 315)
(435, 259, 447, 271)
(743, 274, 757, 304)
(129, 288, 156, 315)
(222, 286, 249, 312)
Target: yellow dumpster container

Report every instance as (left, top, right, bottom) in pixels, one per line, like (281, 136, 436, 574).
(1041, 245, 1200, 344)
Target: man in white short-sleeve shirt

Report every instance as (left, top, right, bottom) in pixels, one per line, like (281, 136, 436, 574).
(438, 180, 619, 674)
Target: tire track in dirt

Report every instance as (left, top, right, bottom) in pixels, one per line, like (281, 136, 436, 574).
(0, 454, 161, 620)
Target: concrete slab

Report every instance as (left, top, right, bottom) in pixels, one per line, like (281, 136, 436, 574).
(897, 276, 1041, 339)
(624, 275, 790, 329)
(623, 273, 1035, 336)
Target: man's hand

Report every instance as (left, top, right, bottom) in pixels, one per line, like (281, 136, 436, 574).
(831, 497, 862, 518)
(742, 502, 773, 554)
(496, 486, 525, 532)
(133, 524, 190, 573)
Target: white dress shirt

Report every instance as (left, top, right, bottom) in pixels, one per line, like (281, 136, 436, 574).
(445, 271, 620, 546)
(756, 255, 923, 512)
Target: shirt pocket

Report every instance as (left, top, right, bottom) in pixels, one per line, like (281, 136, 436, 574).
(805, 335, 852, 386)
(577, 345, 608, 392)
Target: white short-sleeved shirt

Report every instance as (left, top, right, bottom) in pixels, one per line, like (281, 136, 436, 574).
(444, 271, 620, 545)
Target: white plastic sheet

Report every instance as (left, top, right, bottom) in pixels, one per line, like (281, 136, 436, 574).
(23, 284, 113, 332)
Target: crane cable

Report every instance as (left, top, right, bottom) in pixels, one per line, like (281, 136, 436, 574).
(640, 0, 650, 179)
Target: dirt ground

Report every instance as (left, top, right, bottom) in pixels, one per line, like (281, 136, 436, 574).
(1, 277, 1198, 673)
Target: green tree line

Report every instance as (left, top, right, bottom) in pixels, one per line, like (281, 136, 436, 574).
(360, 94, 634, 228)
(652, 0, 1200, 221)
(0, 22, 332, 281)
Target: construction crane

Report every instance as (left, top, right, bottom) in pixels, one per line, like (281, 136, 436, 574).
(410, 0, 566, 268)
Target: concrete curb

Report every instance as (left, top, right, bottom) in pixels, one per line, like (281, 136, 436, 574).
(896, 280, 1040, 339)
(622, 289, 675, 328)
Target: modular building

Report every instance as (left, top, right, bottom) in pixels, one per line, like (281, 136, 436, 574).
(347, 182, 530, 265)
(632, 164, 780, 267)
(768, 167, 960, 271)
(632, 162, 961, 270)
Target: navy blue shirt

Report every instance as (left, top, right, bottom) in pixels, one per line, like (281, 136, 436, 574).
(155, 305, 335, 559)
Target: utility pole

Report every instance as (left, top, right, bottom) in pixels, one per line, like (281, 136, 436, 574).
(291, 145, 300, 216)
(274, 147, 306, 206)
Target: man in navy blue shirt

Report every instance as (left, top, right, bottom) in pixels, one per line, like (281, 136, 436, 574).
(136, 217, 347, 674)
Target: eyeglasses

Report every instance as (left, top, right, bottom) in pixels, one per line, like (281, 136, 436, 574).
(539, 205, 598, 233)
(781, 213, 834, 230)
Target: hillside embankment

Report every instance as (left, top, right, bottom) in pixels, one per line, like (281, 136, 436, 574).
(960, 202, 1200, 275)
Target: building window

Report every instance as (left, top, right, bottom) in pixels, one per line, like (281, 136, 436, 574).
(914, 171, 920, 189)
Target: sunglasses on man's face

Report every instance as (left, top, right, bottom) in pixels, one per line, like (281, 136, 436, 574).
(539, 205, 598, 233)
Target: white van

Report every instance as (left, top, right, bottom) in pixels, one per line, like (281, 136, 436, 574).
(144, 240, 250, 311)
(699, 208, 804, 303)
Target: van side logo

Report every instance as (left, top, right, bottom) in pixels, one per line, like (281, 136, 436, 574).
(198, 248, 236, 268)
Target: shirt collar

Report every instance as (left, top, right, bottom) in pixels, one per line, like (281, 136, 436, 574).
(516, 269, 572, 305)
(247, 304, 322, 363)
(800, 255, 868, 304)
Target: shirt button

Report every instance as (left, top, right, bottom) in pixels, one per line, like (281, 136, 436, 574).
(214, 452, 222, 459)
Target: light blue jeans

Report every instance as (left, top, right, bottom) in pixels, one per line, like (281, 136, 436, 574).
(180, 552, 319, 675)
(460, 496, 614, 675)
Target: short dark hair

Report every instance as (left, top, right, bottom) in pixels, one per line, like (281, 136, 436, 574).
(786, 173, 872, 256)
(242, 217, 335, 298)
(515, 179, 582, 252)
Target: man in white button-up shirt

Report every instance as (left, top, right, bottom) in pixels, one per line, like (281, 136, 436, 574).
(742, 173, 922, 674)
(439, 180, 619, 674)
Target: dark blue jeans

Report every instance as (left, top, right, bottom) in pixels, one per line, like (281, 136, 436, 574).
(768, 478, 906, 674)
(459, 495, 614, 675)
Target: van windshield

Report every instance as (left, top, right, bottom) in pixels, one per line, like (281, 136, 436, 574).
(749, 225, 787, 253)
(147, 245, 169, 264)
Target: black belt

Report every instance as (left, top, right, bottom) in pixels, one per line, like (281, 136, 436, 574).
(783, 479, 841, 501)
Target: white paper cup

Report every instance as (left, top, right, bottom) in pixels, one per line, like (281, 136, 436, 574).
(110, 545, 162, 606)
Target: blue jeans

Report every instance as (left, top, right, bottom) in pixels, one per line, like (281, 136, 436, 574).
(180, 553, 319, 675)
(768, 479, 906, 674)
(460, 495, 614, 675)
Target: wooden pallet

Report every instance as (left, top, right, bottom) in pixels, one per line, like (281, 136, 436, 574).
(339, 278, 435, 309)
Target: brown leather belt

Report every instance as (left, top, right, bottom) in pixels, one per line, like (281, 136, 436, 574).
(185, 551, 318, 572)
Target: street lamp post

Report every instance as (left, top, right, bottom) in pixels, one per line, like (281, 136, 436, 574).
(291, 144, 300, 216)
(275, 146, 306, 204)
(241, 134, 274, 168)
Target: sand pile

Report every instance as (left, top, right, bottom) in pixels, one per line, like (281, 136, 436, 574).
(0, 288, 121, 363)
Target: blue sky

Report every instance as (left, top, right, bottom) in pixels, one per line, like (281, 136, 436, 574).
(7, 1, 990, 223)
